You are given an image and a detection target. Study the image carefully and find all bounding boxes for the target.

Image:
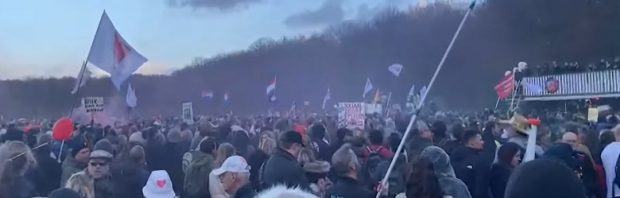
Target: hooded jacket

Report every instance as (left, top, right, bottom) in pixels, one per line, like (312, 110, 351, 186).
(420, 146, 472, 198)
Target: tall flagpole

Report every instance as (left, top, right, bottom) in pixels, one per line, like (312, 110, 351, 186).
(376, 2, 476, 196)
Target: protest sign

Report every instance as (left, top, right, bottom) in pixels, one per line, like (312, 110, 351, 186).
(182, 102, 194, 124)
(338, 102, 365, 129)
(588, 108, 599, 122)
(82, 97, 104, 113)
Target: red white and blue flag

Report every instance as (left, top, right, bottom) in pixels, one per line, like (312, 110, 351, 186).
(266, 77, 277, 102)
(201, 90, 214, 99)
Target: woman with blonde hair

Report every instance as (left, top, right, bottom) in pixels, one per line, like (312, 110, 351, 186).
(210, 143, 237, 198)
(0, 141, 37, 198)
(65, 173, 95, 198)
(249, 132, 276, 189)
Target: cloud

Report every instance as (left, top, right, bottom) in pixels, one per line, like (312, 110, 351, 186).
(167, 0, 263, 10)
(356, 0, 410, 21)
(284, 0, 347, 28)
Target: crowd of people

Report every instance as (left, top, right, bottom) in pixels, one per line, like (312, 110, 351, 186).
(0, 108, 619, 198)
(520, 57, 620, 77)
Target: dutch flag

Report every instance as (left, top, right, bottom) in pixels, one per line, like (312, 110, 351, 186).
(266, 77, 277, 102)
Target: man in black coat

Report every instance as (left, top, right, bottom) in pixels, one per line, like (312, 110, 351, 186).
(261, 130, 310, 190)
(309, 124, 331, 161)
(450, 129, 494, 198)
(326, 143, 374, 198)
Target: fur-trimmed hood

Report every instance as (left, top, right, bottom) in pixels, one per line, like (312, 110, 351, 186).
(256, 185, 318, 198)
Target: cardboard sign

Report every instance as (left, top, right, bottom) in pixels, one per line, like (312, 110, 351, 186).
(588, 108, 599, 122)
(82, 97, 104, 113)
(182, 102, 194, 124)
(338, 103, 365, 129)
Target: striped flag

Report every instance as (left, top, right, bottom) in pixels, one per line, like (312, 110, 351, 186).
(266, 77, 277, 102)
(495, 72, 515, 99)
(201, 90, 214, 99)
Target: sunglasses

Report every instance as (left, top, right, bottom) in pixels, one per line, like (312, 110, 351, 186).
(89, 162, 108, 167)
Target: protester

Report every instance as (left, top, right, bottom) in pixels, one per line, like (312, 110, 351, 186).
(489, 142, 521, 198)
(30, 134, 62, 196)
(210, 155, 255, 198)
(61, 139, 90, 186)
(184, 137, 217, 198)
(115, 145, 150, 198)
(544, 142, 600, 198)
(303, 160, 331, 197)
(68, 139, 117, 198)
(210, 143, 237, 198)
(248, 132, 275, 190)
(65, 170, 95, 198)
(325, 143, 374, 198)
(450, 129, 492, 198)
(408, 121, 434, 159)
(0, 141, 37, 198)
(330, 128, 353, 157)
(145, 127, 168, 171)
(504, 159, 587, 198)
(308, 124, 331, 161)
(601, 125, 620, 198)
(261, 130, 310, 190)
(142, 170, 177, 198)
(500, 114, 544, 156)
(433, 120, 450, 148)
(420, 146, 472, 198)
(215, 143, 236, 167)
(406, 157, 449, 198)
(165, 129, 189, 194)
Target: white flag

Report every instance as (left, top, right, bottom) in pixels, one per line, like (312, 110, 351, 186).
(363, 78, 373, 98)
(87, 11, 147, 90)
(126, 83, 137, 108)
(388, 64, 403, 77)
(71, 61, 91, 94)
(322, 87, 331, 110)
(406, 83, 415, 103)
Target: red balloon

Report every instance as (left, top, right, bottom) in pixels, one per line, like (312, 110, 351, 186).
(527, 118, 542, 126)
(52, 117, 74, 141)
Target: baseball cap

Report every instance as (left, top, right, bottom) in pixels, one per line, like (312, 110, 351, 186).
(142, 170, 176, 198)
(211, 155, 251, 176)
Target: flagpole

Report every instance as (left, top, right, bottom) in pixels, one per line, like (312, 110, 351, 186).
(494, 97, 500, 110)
(385, 91, 393, 116)
(376, 2, 475, 196)
(68, 12, 106, 118)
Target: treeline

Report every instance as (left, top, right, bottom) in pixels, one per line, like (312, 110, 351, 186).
(1, 0, 619, 118)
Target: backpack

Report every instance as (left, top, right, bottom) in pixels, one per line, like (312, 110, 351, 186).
(365, 146, 388, 183)
(184, 155, 213, 198)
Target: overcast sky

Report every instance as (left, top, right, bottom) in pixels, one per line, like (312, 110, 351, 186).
(0, 0, 425, 79)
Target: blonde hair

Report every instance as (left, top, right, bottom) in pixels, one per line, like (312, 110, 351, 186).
(297, 148, 316, 166)
(215, 143, 236, 167)
(65, 172, 95, 198)
(0, 141, 36, 180)
(258, 132, 276, 155)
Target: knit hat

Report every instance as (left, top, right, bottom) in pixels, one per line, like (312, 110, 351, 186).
(48, 188, 82, 198)
(143, 170, 176, 198)
(505, 159, 586, 198)
(91, 139, 114, 159)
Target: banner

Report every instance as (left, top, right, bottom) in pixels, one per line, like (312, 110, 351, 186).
(182, 102, 194, 124)
(522, 70, 620, 100)
(82, 97, 104, 113)
(338, 103, 365, 129)
(588, 108, 599, 122)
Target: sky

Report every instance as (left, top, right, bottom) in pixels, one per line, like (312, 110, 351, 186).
(0, 0, 424, 79)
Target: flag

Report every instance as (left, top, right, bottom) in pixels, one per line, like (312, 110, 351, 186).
(71, 61, 91, 94)
(322, 87, 331, 110)
(224, 91, 229, 102)
(267, 77, 277, 102)
(126, 83, 137, 108)
(201, 90, 214, 99)
(523, 81, 543, 94)
(288, 101, 296, 115)
(373, 89, 382, 104)
(388, 64, 403, 77)
(495, 73, 515, 99)
(363, 78, 373, 98)
(469, 0, 476, 9)
(418, 85, 427, 97)
(87, 11, 148, 90)
(406, 83, 415, 103)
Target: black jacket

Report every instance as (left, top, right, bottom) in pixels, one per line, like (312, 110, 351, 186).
(31, 146, 61, 196)
(112, 161, 149, 198)
(164, 141, 190, 194)
(489, 163, 512, 198)
(450, 146, 492, 198)
(325, 176, 374, 198)
(248, 149, 269, 190)
(261, 148, 310, 190)
(310, 137, 331, 161)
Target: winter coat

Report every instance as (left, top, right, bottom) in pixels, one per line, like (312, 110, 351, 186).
(184, 153, 215, 198)
(489, 163, 512, 198)
(61, 156, 87, 187)
(0, 175, 34, 198)
(31, 146, 62, 196)
(310, 137, 331, 161)
(165, 141, 190, 194)
(71, 171, 116, 198)
(261, 148, 310, 190)
(183, 150, 208, 174)
(450, 146, 491, 198)
(420, 146, 472, 198)
(209, 171, 229, 198)
(247, 149, 269, 190)
(233, 184, 256, 198)
(325, 176, 374, 198)
(145, 140, 168, 171)
(112, 161, 149, 198)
